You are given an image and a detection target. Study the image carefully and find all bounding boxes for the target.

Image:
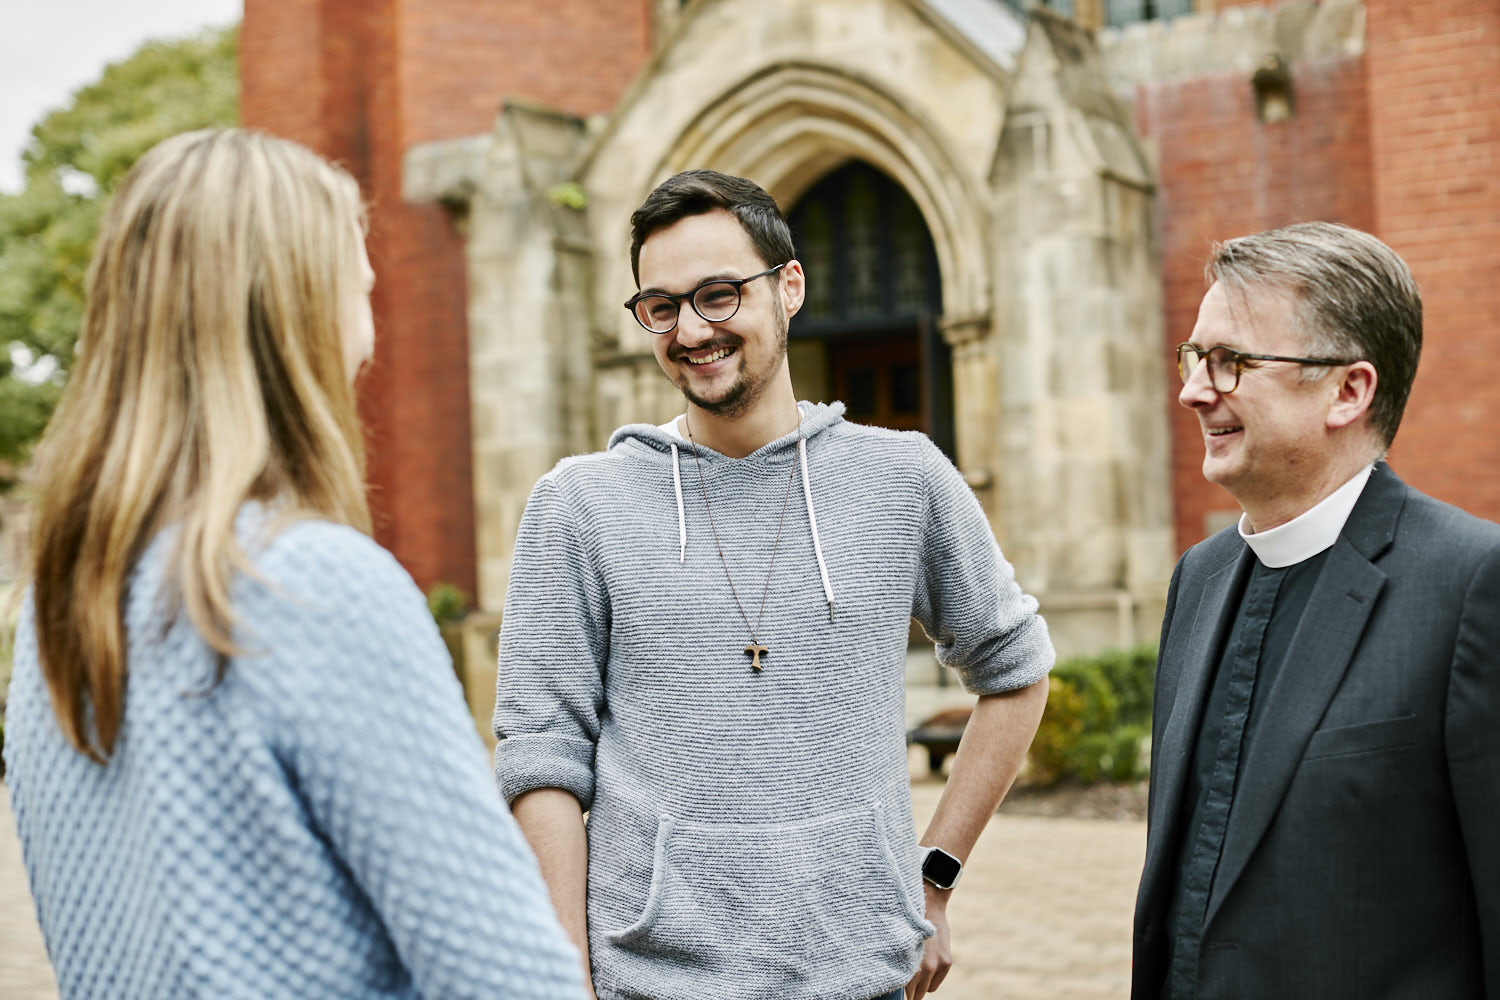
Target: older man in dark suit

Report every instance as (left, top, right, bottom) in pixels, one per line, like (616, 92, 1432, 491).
(1133, 222, 1500, 998)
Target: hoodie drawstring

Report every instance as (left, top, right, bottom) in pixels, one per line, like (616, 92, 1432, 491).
(799, 436, 836, 623)
(671, 442, 686, 564)
(671, 418, 835, 622)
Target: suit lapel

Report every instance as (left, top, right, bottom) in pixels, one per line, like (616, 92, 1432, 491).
(1203, 464, 1405, 927)
(1139, 545, 1254, 916)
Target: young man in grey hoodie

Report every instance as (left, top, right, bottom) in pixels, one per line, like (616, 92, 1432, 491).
(494, 169, 1054, 1000)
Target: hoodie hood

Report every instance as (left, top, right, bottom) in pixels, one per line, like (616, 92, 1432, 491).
(606, 401, 844, 620)
(606, 400, 846, 457)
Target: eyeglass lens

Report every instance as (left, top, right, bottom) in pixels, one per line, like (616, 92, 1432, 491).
(633, 282, 742, 333)
(1177, 345, 1238, 392)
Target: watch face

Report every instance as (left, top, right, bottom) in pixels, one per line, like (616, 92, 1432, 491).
(922, 847, 962, 888)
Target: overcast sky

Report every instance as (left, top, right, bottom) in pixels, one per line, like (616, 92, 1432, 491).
(0, 0, 242, 193)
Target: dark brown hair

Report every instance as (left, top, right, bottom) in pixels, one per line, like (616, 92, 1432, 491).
(629, 169, 795, 284)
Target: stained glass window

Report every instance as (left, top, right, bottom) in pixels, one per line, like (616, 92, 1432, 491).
(846, 172, 881, 317)
(892, 196, 929, 315)
(785, 161, 941, 337)
(800, 201, 835, 320)
(1000, 0, 1076, 18)
(1105, 0, 1192, 26)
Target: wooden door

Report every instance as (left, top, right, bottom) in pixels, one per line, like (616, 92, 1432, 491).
(828, 332, 924, 432)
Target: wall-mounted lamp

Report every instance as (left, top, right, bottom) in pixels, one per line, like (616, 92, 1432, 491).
(1252, 54, 1295, 124)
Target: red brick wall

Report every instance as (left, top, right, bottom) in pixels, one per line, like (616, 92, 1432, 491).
(355, 0, 480, 598)
(1364, 0, 1500, 521)
(242, 0, 651, 597)
(239, 0, 328, 151)
(1136, 54, 1376, 553)
(399, 0, 651, 146)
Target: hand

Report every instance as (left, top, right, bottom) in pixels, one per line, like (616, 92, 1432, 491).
(906, 884, 952, 999)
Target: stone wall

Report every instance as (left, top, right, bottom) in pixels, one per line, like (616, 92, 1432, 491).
(405, 104, 599, 608)
(989, 12, 1173, 656)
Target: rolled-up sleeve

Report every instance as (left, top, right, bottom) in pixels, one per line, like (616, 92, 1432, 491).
(493, 474, 610, 809)
(910, 438, 1054, 695)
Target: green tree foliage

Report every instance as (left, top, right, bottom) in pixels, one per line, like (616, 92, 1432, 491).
(0, 25, 238, 472)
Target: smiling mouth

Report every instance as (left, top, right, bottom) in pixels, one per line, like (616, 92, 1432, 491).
(686, 346, 736, 365)
(1207, 426, 1242, 437)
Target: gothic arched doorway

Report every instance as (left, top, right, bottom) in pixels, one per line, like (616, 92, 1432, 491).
(785, 161, 955, 458)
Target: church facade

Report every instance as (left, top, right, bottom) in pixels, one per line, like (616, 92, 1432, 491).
(241, 0, 1500, 658)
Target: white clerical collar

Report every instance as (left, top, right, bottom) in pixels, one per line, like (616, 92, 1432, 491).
(1239, 464, 1375, 568)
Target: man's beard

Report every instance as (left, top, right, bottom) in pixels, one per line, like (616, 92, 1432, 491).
(677, 296, 789, 418)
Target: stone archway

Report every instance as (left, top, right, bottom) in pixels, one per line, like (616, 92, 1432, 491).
(653, 61, 992, 341)
(782, 160, 955, 459)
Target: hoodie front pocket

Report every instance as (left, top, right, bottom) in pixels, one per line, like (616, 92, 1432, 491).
(599, 800, 931, 997)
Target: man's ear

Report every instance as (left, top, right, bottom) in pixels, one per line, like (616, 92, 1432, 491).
(780, 259, 806, 320)
(1327, 360, 1378, 431)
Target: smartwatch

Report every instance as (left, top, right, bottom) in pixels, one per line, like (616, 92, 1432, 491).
(920, 845, 963, 890)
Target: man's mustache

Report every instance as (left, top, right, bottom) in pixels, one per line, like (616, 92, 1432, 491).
(667, 335, 742, 361)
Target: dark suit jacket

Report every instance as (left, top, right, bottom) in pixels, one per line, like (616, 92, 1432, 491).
(1133, 464, 1500, 998)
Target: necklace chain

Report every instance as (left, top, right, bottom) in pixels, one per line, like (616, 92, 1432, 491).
(684, 411, 802, 646)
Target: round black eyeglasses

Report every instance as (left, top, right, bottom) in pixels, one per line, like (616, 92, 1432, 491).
(624, 264, 785, 335)
(1176, 342, 1359, 394)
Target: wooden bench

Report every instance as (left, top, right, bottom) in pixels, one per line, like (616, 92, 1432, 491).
(906, 706, 973, 775)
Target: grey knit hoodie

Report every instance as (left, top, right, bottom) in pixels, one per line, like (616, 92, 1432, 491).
(494, 401, 1053, 1000)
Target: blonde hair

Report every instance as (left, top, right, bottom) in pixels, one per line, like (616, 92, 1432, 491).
(29, 129, 373, 763)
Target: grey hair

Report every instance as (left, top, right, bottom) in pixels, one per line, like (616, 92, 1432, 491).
(1207, 221, 1422, 448)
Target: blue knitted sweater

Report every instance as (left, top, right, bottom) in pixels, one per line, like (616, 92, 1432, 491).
(5, 513, 583, 999)
(494, 402, 1054, 1000)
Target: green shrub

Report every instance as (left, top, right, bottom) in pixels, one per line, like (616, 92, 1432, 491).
(426, 582, 470, 625)
(1026, 644, 1156, 786)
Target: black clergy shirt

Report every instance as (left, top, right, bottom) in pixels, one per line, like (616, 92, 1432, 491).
(1162, 547, 1332, 997)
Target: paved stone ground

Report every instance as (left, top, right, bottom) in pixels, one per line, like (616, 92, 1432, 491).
(908, 774, 1144, 1000)
(0, 773, 1141, 1000)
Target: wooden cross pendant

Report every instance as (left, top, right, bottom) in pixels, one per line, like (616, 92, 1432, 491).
(744, 643, 769, 672)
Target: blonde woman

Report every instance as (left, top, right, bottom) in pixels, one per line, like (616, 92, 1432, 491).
(3, 130, 582, 1000)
